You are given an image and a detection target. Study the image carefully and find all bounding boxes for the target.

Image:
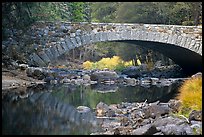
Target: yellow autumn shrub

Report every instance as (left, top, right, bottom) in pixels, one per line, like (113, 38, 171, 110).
(82, 56, 135, 71)
(176, 76, 202, 115)
(137, 59, 141, 66)
(97, 57, 111, 69)
(124, 60, 134, 67)
(82, 61, 93, 69)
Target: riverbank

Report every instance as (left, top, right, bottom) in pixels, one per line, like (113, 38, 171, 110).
(2, 67, 44, 91)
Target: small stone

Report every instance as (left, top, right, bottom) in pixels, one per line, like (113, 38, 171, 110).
(70, 33, 76, 37)
(82, 74, 91, 81)
(189, 110, 202, 122)
(19, 64, 28, 70)
(76, 29, 82, 35)
(77, 106, 91, 113)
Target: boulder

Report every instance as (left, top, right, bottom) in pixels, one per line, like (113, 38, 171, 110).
(90, 71, 118, 82)
(191, 72, 202, 78)
(190, 121, 202, 135)
(96, 102, 109, 117)
(33, 68, 45, 80)
(152, 116, 185, 127)
(143, 104, 170, 119)
(26, 67, 45, 80)
(158, 123, 193, 135)
(189, 110, 202, 122)
(168, 99, 182, 113)
(26, 67, 34, 77)
(132, 124, 158, 135)
(121, 66, 142, 78)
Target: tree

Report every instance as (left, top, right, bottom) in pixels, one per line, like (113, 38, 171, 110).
(187, 2, 202, 25)
(91, 2, 119, 22)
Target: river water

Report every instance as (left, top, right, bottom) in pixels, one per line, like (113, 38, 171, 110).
(2, 82, 181, 135)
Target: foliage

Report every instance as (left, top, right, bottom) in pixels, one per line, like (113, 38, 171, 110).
(136, 59, 142, 66)
(82, 60, 93, 70)
(91, 2, 202, 25)
(82, 56, 134, 71)
(2, 2, 91, 40)
(176, 76, 202, 117)
(68, 2, 91, 22)
(91, 2, 119, 23)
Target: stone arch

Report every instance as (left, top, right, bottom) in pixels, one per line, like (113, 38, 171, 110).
(28, 22, 202, 74)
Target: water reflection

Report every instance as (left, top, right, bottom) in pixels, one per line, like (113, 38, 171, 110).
(2, 82, 181, 135)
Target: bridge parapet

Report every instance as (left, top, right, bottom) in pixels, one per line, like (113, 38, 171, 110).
(30, 21, 202, 40)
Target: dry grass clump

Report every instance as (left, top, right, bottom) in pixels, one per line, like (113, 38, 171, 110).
(176, 76, 202, 115)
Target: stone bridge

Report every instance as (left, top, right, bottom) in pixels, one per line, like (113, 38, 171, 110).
(25, 21, 202, 75)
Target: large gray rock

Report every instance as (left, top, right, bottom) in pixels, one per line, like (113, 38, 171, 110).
(190, 120, 202, 135)
(90, 71, 118, 82)
(132, 124, 158, 135)
(121, 66, 143, 78)
(143, 104, 170, 119)
(158, 123, 193, 135)
(26, 67, 45, 80)
(152, 116, 185, 127)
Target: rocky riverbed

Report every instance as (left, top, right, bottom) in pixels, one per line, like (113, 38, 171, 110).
(90, 100, 202, 135)
(23, 64, 190, 87)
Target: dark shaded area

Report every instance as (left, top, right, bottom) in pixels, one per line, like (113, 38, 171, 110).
(2, 89, 98, 135)
(117, 40, 202, 76)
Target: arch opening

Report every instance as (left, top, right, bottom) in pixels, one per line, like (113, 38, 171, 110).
(117, 40, 202, 76)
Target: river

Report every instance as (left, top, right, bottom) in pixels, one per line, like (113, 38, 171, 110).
(2, 82, 182, 135)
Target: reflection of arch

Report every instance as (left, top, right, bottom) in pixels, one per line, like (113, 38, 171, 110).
(27, 22, 202, 75)
(28, 92, 97, 127)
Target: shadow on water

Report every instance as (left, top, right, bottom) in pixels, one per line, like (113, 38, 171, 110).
(2, 82, 182, 135)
